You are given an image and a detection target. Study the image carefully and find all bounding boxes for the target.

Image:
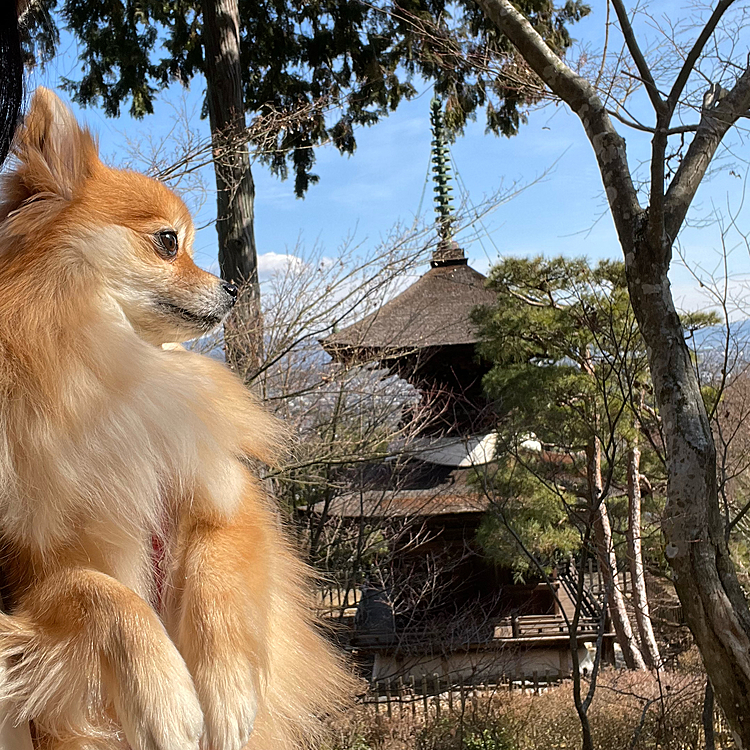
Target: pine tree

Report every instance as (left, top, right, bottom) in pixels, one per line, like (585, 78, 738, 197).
(473, 256, 715, 668)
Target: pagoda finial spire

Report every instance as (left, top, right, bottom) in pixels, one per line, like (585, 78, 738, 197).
(430, 97, 466, 267)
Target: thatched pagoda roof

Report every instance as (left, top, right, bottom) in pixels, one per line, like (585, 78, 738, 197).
(322, 261, 496, 360)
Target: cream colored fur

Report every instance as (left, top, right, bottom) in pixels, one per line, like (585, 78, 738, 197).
(0, 88, 349, 750)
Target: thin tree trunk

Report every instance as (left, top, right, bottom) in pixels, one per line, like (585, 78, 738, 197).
(570, 543, 596, 750)
(626, 444, 661, 669)
(587, 438, 646, 670)
(703, 679, 716, 750)
(201, 0, 263, 379)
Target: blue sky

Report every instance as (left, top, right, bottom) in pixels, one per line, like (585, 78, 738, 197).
(24, 2, 750, 320)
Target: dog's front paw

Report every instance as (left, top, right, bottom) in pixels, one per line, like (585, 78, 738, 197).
(145, 677, 205, 750)
(196, 659, 259, 750)
(112, 641, 204, 750)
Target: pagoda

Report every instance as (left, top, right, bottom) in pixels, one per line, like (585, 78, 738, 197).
(317, 101, 604, 683)
(322, 99, 497, 437)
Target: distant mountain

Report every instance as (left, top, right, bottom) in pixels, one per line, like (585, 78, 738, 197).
(689, 318, 750, 349)
(687, 318, 750, 376)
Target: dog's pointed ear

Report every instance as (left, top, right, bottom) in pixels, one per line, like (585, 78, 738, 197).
(9, 88, 98, 204)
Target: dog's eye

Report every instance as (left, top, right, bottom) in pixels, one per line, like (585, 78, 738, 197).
(154, 230, 179, 260)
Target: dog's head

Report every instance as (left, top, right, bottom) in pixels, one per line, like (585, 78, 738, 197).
(0, 88, 238, 345)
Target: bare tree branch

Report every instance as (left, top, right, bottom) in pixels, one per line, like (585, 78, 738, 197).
(605, 108, 698, 135)
(610, 0, 665, 115)
(665, 70, 750, 239)
(475, 0, 644, 247)
(666, 0, 737, 112)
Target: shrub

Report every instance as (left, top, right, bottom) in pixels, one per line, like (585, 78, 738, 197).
(417, 717, 515, 750)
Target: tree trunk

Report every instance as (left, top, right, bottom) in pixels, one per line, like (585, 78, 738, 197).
(587, 439, 646, 670)
(201, 0, 263, 379)
(569, 544, 596, 750)
(626, 444, 661, 669)
(624, 240, 750, 743)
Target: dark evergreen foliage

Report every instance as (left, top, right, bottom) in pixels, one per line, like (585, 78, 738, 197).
(0, 3, 23, 167)
(25, 0, 587, 196)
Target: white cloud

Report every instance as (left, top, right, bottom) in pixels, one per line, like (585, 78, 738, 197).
(671, 277, 750, 322)
(258, 251, 306, 279)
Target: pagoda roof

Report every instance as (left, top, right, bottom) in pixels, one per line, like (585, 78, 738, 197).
(314, 488, 488, 519)
(310, 461, 488, 519)
(322, 262, 496, 360)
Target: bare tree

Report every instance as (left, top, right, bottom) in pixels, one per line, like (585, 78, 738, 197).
(465, 0, 750, 741)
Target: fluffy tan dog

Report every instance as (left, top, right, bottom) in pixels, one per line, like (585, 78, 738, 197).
(0, 88, 347, 750)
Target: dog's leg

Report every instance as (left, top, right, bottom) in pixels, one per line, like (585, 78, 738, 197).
(165, 490, 272, 750)
(0, 568, 203, 750)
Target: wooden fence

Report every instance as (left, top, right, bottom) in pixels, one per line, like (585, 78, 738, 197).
(363, 671, 563, 719)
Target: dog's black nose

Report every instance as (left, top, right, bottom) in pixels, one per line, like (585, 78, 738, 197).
(222, 282, 239, 304)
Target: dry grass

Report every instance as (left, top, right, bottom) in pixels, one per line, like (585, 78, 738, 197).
(321, 668, 735, 750)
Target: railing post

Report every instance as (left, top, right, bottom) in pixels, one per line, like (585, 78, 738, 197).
(410, 674, 416, 719)
(433, 673, 441, 719)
